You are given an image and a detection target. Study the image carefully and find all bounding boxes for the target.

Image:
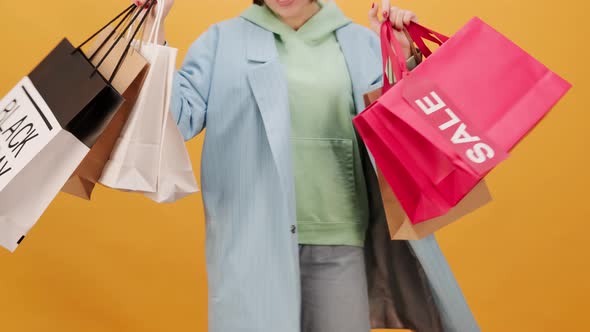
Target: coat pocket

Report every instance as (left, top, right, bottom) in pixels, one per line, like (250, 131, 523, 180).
(292, 138, 360, 224)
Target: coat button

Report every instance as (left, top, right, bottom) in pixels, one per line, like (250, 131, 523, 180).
(291, 225, 297, 234)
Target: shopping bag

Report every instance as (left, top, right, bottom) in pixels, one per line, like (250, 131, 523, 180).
(362, 84, 492, 240)
(0, 2, 157, 252)
(0, 131, 89, 252)
(143, 43, 199, 203)
(353, 19, 571, 223)
(99, 8, 168, 193)
(379, 169, 491, 240)
(143, 112, 199, 203)
(0, 40, 121, 193)
(61, 26, 149, 199)
(101, 0, 199, 201)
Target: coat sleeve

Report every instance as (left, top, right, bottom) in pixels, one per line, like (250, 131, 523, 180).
(170, 25, 219, 141)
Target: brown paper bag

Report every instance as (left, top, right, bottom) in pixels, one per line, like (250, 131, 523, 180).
(61, 28, 149, 199)
(378, 169, 492, 240)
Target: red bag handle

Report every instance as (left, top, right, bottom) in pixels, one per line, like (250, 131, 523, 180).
(405, 21, 450, 58)
(380, 20, 450, 91)
(380, 22, 409, 92)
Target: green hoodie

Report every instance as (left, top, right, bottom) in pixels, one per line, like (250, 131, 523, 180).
(242, 2, 369, 247)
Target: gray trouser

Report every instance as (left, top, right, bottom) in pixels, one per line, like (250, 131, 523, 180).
(299, 245, 371, 332)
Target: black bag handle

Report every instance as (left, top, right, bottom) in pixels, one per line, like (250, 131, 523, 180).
(91, 1, 155, 83)
(72, 1, 156, 83)
(86, 6, 137, 63)
(107, 0, 157, 84)
(75, 4, 135, 52)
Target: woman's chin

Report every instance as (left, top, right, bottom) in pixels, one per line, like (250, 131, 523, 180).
(273, 8, 301, 20)
(276, 0, 296, 7)
(267, 0, 309, 19)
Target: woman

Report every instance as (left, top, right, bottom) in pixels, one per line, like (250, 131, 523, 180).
(134, 0, 479, 331)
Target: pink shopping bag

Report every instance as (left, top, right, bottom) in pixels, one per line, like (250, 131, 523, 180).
(353, 19, 571, 223)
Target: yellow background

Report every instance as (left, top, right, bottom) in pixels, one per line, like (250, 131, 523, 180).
(0, 0, 588, 331)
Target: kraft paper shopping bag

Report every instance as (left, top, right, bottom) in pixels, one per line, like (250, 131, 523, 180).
(378, 169, 491, 240)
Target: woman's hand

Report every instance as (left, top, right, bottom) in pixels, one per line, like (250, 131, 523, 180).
(369, 1, 418, 58)
(133, 0, 174, 20)
(132, 0, 175, 44)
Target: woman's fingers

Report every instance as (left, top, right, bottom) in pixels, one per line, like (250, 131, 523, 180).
(390, 8, 417, 29)
(388, 6, 396, 23)
(403, 10, 418, 25)
(381, 0, 391, 18)
(370, 1, 417, 35)
(368, 2, 381, 33)
(134, 0, 155, 9)
(393, 7, 405, 29)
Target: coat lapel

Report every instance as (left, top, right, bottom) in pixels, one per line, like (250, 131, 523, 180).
(335, 25, 381, 116)
(245, 22, 294, 203)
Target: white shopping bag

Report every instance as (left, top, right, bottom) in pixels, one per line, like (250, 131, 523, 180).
(99, 42, 168, 192)
(0, 78, 61, 192)
(143, 45, 199, 202)
(101, 0, 198, 201)
(0, 78, 90, 252)
(143, 115, 199, 203)
(0, 131, 88, 252)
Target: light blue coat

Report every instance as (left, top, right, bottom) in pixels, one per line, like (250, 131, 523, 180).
(171, 12, 479, 332)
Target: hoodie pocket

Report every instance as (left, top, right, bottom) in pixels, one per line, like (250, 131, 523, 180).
(292, 137, 360, 224)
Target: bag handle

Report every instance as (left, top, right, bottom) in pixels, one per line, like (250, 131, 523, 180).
(405, 21, 450, 58)
(403, 28, 422, 65)
(86, 6, 137, 63)
(108, 1, 156, 83)
(147, 0, 165, 44)
(91, 1, 156, 83)
(72, 1, 156, 84)
(75, 4, 135, 52)
(381, 21, 409, 92)
(380, 20, 450, 91)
